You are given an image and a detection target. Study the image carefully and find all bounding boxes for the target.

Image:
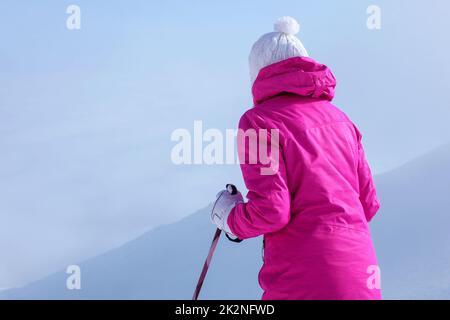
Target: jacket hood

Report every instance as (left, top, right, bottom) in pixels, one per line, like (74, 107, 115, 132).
(251, 56, 336, 105)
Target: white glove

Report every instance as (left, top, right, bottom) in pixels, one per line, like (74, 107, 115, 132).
(211, 187, 244, 237)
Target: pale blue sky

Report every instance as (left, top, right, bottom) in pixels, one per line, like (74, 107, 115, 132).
(1, 0, 450, 288)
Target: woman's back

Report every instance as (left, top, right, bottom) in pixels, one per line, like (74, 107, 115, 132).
(258, 94, 370, 231)
(228, 56, 381, 299)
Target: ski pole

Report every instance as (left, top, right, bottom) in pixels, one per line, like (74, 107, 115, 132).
(192, 184, 237, 300)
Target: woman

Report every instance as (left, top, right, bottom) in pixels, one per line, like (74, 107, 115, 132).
(211, 16, 381, 300)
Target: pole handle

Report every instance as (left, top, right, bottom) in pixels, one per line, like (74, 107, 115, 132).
(226, 184, 238, 195)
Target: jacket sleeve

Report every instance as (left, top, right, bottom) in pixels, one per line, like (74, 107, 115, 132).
(227, 112, 291, 239)
(355, 127, 380, 222)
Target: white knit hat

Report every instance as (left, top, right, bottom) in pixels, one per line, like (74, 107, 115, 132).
(249, 16, 309, 84)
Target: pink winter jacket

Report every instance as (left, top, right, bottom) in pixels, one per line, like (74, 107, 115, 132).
(227, 57, 381, 300)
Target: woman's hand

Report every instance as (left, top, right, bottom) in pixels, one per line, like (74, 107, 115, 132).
(211, 187, 243, 237)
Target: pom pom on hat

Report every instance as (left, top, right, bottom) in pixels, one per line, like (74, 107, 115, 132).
(273, 16, 300, 35)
